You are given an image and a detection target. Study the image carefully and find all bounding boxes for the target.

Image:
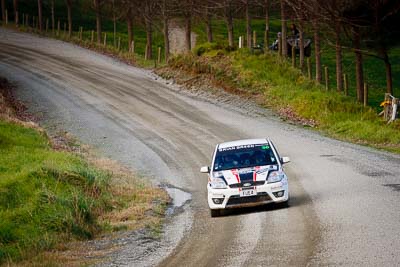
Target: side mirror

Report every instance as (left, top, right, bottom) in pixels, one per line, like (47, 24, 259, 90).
(200, 166, 210, 173)
(281, 157, 290, 164)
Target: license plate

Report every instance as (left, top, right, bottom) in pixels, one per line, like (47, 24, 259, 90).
(240, 188, 257, 197)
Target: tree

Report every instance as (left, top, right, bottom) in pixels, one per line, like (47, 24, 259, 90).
(241, 0, 252, 48)
(65, 0, 72, 38)
(51, 0, 55, 33)
(159, 0, 171, 61)
(140, 0, 157, 59)
(204, 1, 214, 42)
(220, 0, 235, 47)
(126, 4, 134, 51)
(180, 0, 194, 52)
(13, 0, 18, 26)
(352, 25, 364, 102)
(1, 0, 5, 22)
(280, 0, 287, 57)
(94, 0, 105, 44)
(364, 0, 400, 95)
(263, 0, 270, 47)
(37, 0, 42, 31)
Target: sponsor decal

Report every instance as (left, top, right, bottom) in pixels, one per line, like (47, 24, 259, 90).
(218, 143, 270, 152)
(238, 168, 254, 174)
(253, 166, 260, 181)
(231, 169, 240, 183)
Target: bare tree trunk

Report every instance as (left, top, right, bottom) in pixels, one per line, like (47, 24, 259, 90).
(13, 0, 18, 26)
(225, 3, 234, 47)
(280, 0, 287, 57)
(161, 0, 169, 61)
(205, 7, 213, 43)
(127, 13, 133, 51)
(37, 0, 42, 31)
(299, 28, 304, 69)
(185, 15, 191, 52)
(164, 17, 169, 61)
(66, 0, 72, 38)
(51, 0, 55, 33)
(113, 15, 116, 47)
(353, 26, 364, 103)
(313, 20, 322, 83)
(245, 0, 251, 48)
(145, 18, 152, 59)
(264, 0, 270, 47)
(1, 0, 5, 22)
(382, 51, 393, 95)
(335, 22, 343, 92)
(94, 0, 102, 44)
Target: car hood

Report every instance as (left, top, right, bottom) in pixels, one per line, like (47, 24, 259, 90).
(212, 165, 278, 185)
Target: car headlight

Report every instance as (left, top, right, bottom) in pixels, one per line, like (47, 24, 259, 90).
(267, 171, 284, 183)
(210, 178, 227, 189)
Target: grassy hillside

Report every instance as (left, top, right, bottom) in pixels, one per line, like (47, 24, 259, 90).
(193, 18, 400, 109)
(0, 119, 169, 264)
(164, 47, 400, 152)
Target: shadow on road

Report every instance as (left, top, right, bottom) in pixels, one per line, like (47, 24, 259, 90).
(217, 193, 311, 218)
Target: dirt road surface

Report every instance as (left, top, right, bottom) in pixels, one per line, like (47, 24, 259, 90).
(1, 28, 400, 266)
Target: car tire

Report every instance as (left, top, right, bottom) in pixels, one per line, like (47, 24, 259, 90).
(210, 209, 221, 217)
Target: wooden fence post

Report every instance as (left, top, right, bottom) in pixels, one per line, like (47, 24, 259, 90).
(5, 9, 8, 25)
(63, 22, 66, 37)
(253, 30, 256, 47)
(145, 44, 149, 60)
(79, 27, 83, 41)
(91, 30, 94, 43)
(307, 58, 312, 79)
(45, 18, 49, 32)
(265, 29, 269, 54)
(363, 83, 368, 106)
(56, 20, 60, 36)
(103, 33, 107, 47)
(343, 74, 348, 96)
(158, 46, 161, 63)
(239, 36, 242, 49)
(325, 66, 329, 91)
(33, 16, 35, 30)
(292, 45, 296, 67)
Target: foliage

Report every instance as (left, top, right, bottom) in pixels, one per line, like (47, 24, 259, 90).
(0, 120, 169, 264)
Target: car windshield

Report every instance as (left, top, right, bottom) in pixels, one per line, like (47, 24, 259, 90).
(213, 143, 277, 171)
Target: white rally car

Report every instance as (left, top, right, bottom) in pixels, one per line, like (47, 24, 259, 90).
(201, 138, 290, 217)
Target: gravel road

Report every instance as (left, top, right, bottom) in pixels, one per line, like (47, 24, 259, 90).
(1, 28, 400, 266)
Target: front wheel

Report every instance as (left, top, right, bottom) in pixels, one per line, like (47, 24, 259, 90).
(210, 209, 221, 217)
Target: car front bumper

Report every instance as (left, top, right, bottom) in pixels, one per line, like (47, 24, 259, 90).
(207, 180, 289, 210)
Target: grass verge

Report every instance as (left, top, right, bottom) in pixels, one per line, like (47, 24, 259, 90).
(159, 46, 400, 153)
(0, 78, 169, 265)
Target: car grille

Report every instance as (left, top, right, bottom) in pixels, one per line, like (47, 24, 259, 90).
(229, 181, 265, 188)
(226, 192, 271, 206)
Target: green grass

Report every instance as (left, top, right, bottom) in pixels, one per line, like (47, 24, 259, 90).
(0, 119, 169, 264)
(0, 120, 114, 263)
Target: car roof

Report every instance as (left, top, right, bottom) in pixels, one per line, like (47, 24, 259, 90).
(218, 138, 270, 149)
